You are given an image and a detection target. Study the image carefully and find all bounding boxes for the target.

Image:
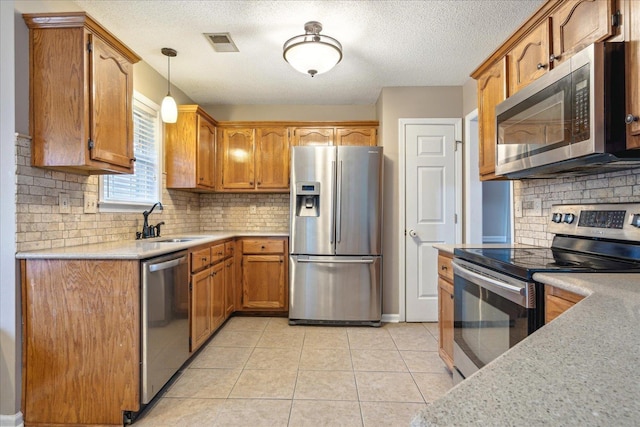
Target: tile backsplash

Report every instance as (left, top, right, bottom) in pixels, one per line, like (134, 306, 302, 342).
(17, 131, 640, 252)
(14, 134, 289, 252)
(514, 168, 640, 247)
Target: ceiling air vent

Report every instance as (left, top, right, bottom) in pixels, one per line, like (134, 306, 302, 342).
(204, 33, 239, 52)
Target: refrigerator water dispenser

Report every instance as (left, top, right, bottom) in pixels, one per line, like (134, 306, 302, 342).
(295, 182, 320, 217)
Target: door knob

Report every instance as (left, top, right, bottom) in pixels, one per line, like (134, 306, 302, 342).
(409, 229, 417, 237)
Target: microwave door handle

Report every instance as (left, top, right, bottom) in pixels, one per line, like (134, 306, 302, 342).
(453, 263, 524, 296)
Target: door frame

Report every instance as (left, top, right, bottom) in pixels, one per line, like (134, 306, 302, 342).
(398, 118, 463, 322)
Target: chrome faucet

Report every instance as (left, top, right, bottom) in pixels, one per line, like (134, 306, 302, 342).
(140, 202, 163, 239)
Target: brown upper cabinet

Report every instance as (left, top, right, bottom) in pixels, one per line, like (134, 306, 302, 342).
(293, 127, 334, 146)
(218, 127, 257, 191)
(292, 124, 378, 146)
(549, 0, 617, 66)
(507, 19, 551, 96)
(165, 105, 217, 191)
(24, 13, 140, 175)
(217, 126, 291, 192)
(255, 128, 290, 190)
(476, 58, 507, 180)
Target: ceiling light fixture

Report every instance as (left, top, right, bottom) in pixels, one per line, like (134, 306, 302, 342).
(160, 47, 178, 123)
(283, 21, 342, 77)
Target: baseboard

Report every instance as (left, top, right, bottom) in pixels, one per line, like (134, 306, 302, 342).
(483, 235, 508, 243)
(0, 412, 24, 427)
(381, 313, 400, 323)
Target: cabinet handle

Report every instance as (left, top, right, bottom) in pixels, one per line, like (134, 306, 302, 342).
(258, 181, 261, 185)
(200, 177, 204, 181)
(441, 265, 448, 271)
(218, 251, 223, 255)
(202, 257, 207, 262)
(536, 63, 547, 70)
(625, 114, 639, 125)
(131, 157, 137, 162)
(549, 54, 560, 63)
(250, 181, 254, 186)
(450, 294, 454, 300)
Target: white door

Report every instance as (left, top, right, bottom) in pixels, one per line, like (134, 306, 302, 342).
(403, 120, 460, 322)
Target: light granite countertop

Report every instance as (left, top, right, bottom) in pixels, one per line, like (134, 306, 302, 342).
(15, 231, 288, 260)
(412, 272, 640, 426)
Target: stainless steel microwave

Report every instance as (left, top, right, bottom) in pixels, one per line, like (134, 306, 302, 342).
(495, 42, 640, 179)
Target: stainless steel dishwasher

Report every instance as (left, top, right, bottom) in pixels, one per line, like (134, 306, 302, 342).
(141, 250, 189, 404)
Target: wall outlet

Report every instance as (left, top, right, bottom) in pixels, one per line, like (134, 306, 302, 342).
(533, 198, 542, 216)
(59, 193, 70, 213)
(249, 205, 257, 214)
(84, 193, 97, 214)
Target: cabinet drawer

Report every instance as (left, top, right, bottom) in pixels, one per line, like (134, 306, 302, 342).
(211, 243, 226, 264)
(437, 254, 454, 282)
(191, 247, 211, 272)
(242, 239, 284, 254)
(225, 241, 235, 258)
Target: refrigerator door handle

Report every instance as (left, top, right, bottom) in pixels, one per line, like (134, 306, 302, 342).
(296, 258, 375, 264)
(330, 160, 336, 244)
(336, 160, 343, 243)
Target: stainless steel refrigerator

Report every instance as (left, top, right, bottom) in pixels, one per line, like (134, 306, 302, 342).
(289, 146, 383, 326)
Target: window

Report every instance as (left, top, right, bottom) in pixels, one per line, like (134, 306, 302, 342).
(100, 92, 162, 211)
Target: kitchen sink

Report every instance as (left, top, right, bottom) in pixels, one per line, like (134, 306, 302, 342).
(154, 238, 198, 243)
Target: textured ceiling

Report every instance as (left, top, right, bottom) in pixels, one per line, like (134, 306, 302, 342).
(73, 0, 544, 106)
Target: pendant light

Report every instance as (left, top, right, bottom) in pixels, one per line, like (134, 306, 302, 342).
(160, 47, 178, 123)
(283, 21, 342, 77)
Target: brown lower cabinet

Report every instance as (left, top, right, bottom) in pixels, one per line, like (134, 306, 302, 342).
(20, 236, 287, 426)
(237, 237, 289, 311)
(21, 259, 140, 426)
(544, 284, 585, 323)
(437, 251, 455, 372)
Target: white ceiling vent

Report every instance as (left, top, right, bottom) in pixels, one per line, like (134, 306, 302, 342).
(204, 33, 239, 52)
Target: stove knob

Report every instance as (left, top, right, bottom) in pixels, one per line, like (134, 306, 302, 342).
(631, 214, 640, 228)
(563, 213, 576, 224)
(552, 213, 563, 223)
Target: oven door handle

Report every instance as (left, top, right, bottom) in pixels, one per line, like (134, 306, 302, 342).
(452, 260, 531, 307)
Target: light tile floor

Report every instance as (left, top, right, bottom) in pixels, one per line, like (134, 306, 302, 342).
(135, 317, 453, 426)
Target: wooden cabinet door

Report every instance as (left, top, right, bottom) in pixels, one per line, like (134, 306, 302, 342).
(224, 257, 235, 318)
(336, 128, 377, 146)
(477, 58, 507, 180)
(221, 128, 255, 189)
(256, 127, 290, 190)
(89, 33, 135, 170)
(438, 277, 454, 371)
(293, 128, 334, 146)
(507, 19, 551, 96)
(544, 285, 585, 323)
(197, 116, 216, 189)
(550, 0, 616, 65)
(627, 0, 640, 149)
(210, 262, 225, 331)
(191, 268, 212, 351)
(241, 254, 286, 309)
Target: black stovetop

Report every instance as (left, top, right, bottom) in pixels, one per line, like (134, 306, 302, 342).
(454, 246, 640, 280)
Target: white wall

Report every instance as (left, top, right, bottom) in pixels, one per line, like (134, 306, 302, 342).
(0, 1, 19, 422)
(376, 86, 462, 317)
(203, 104, 376, 122)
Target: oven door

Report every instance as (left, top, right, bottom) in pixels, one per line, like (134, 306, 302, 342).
(452, 259, 536, 383)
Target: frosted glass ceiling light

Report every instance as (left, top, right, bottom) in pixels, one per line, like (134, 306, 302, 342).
(161, 47, 178, 123)
(283, 21, 342, 77)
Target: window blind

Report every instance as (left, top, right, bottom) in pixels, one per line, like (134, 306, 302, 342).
(102, 94, 161, 207)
